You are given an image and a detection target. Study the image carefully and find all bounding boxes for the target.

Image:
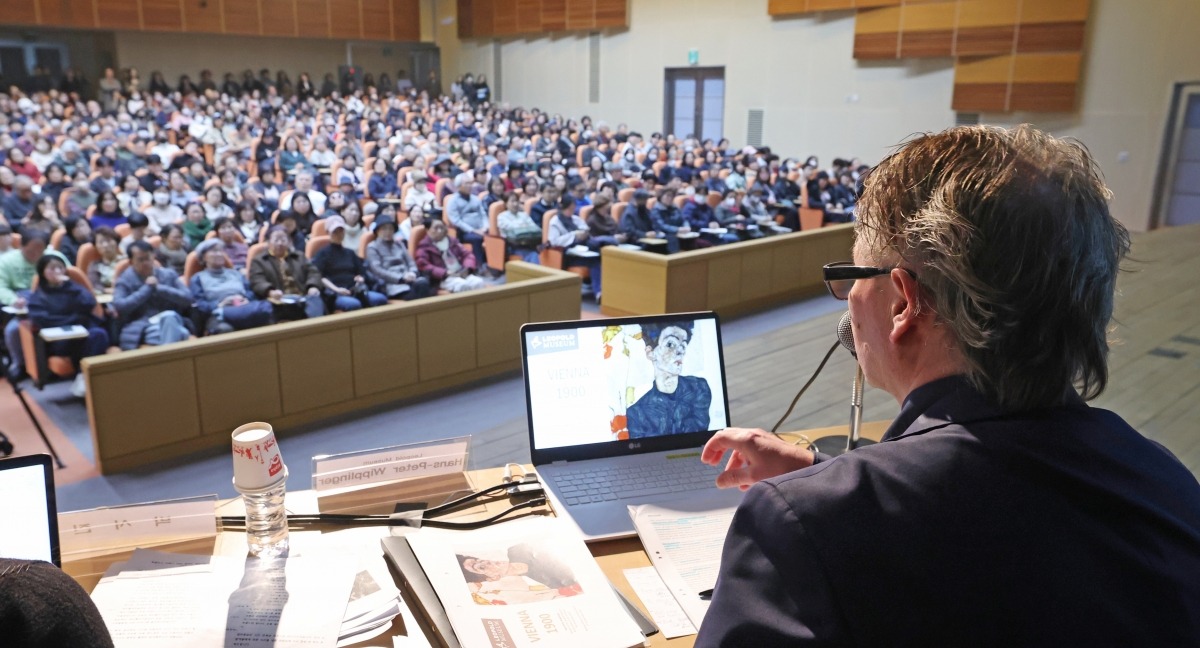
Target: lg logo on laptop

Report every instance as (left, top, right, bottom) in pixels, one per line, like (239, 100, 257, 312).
(628, 442, 641, 450)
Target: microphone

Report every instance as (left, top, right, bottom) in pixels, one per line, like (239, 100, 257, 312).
(808, 312, 873, 457)
(837, 311, 856, 357)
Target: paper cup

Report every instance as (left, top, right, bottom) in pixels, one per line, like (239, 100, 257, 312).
(231, 422, 288, 492)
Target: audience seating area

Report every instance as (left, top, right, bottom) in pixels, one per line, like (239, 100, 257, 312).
(0, 66, 867, 471)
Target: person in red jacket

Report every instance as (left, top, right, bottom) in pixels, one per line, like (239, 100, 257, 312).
(414, 218, 485, 293)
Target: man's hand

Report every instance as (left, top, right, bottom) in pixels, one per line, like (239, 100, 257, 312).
(574, 231, 589, 243)
(701, 428, 816, 491)
(144, 276, 158, 287)
(336, 286, 353, 296)
(307, 287, 320, 296)
(353, 275, 365, 285)
(268, 289, 283, 300)
(403, 272, 416, 282)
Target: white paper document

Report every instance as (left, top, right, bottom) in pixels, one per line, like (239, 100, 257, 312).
(628, 495, 737, 629)
(406, 516, 644, 648)
(622, 567, 696, 638)
(90, 549, 356, 647)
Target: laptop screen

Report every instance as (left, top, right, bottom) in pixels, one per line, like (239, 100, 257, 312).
(522, 312, 730, 462)
(0, 454, 60, 566)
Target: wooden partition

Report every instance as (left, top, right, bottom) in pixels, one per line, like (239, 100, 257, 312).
(82, 262, 580, 474)
(599, 225, 854, 318)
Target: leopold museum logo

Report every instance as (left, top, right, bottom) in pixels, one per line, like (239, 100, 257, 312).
(527, 330, 579, 355)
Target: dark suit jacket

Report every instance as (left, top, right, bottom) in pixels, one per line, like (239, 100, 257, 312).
(697, 376, 1200, 647)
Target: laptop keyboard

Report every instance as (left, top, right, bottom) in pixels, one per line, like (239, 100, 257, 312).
(553, 460, 722, 506)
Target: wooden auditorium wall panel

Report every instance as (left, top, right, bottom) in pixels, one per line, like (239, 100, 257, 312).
(295, 0, 331, 37)
(456, 0, 625, 39)
(493, 0, 519, 36)
(183, 0, 225, 34)
(565, 0, 595, 31)
(95, 0, 141, 30)
(141, 0, 184, 31)
(360, 0, 391, 40)
(221, 0, 263, 36)
(329, 0, 363, 38)
(6, 0, 40, 25)
(392, 0, 421, 41)
(260, 0, 299, 36)
(775, 0, 1091, 112)
(3, 0, 420, 42)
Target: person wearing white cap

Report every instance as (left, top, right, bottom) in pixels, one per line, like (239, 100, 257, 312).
(311, 215, 388, 311)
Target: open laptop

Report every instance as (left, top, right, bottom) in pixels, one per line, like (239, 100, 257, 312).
(521, 312, 743, 542)
(0, 454, 61, 566)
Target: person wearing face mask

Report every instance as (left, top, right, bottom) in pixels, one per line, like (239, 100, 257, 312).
(144, 186, 183, 230)
(715, 188, 761, 240)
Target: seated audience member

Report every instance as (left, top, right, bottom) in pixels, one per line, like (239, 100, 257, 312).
(118, 213, 152, 255)
(250, 168, 283, 211)
(650, 187, 691, 253)
(547, 198, 602, 298)
(182, 202, 213, 247)
(619, 189, 661, 242)
(112, 240, 193, 350)
(90, 190, 127, 231)
(324, 190, 348, 217)
(202, 186, 234, 222)
(445, 176, 489, 270)
(211, 217, 248, 269)
(398, 204, 423, 245)
(27, 255, 109, 397)
(404, 171, 439, 217)
(529, 184, 558, 227)
(687, 187, 739, 245)
(155, 224, 188, 276)
(0, 223, 12, 254)
(189, 240, 273, 334)
(312, 215, 388, 311)
(167, 171, 199, 209)
(497, 193, 543, 264)
(1, 231, 52, 378)
(144, 185, 184, 231)
(340, 202, 366, 254)
(743, 186, 775, 229)
(249, 226, 326, 320)
(366, 216, 431, 300)
(235, 200, 264, 244)
(87, 227, 126, 296)
(64, 170, 98, 218)
(715, 188, 762, 239)
(57, 216, 93, 265)
(273, 211, 308, 252)
(416, 218, 486, 293)
(585, 190, 628, 245)
(280, 171, 327, 215)
(138, 155, 169, 192)
(2, 176, 37, 230)
(116, 174, 151, 219)
(368, 158, 399, 199)
(40, 164, 72, 206)
(285, 192, 318, 236)
(278, 135, 312, 175)
(20, 196, 64, 236)
(0, 556, 115, 647)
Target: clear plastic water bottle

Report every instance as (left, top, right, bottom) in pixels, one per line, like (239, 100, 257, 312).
(241, 481, 289, 558)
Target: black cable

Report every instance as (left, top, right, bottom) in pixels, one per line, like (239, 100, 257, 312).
(219, 497, 548, 531)
(770, 340, 841, 436)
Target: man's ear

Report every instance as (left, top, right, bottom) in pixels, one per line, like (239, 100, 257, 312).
(888, 269, 922, 344)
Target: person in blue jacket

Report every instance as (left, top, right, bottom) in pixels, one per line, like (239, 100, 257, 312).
(27, 254, 109, 397)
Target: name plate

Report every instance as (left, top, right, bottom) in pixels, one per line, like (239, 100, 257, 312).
(310, 436, 471, 492)
(58, 495, 218, 561)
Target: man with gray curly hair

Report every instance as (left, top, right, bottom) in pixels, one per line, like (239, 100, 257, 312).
(697, 125, 1200, 646)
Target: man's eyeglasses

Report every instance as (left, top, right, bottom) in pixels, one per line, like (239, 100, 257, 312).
(822, 262, 917, 300)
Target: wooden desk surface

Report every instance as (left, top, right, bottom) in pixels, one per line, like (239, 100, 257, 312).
(66, 422, 888, 647)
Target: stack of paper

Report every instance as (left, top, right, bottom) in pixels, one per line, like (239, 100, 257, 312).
(90, 549, 356, 647)
(336, 556, 404, 646)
